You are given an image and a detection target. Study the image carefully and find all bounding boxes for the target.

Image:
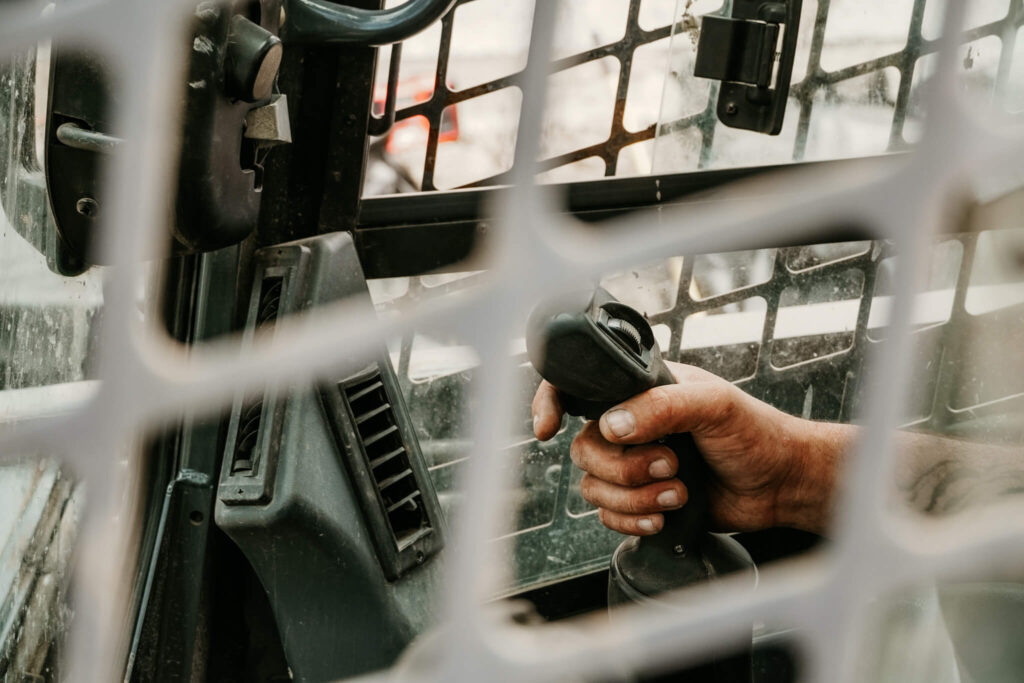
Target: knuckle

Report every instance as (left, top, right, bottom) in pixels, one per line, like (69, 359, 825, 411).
(622, 458, 650, 486)
(620, 470, 643, 488)
(645, 387, 677, 430)
(579, 474, 598, 502)
(673, 363, 707, 383)
(569, 438, 582, 467)
(621, 492, 644, 515)
(598, 508, 625, 534)
(708, 386, 737, 427)
(579, 473, 592, 494)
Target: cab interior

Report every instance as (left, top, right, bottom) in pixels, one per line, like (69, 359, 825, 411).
(1, 1, 1023, 681)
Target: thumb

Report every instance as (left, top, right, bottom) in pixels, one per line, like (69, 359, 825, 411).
(598, 381, 734, 444)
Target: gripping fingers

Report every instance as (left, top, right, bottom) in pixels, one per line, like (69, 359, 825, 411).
(580, 474, 687, 515)
(570, 423, 677, 486)
(598, 509, 665, 536)
(599, 378, 739, 445)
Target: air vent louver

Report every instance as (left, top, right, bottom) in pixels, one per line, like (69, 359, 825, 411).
(218, 234, 442, 578)
(230, 276, 283, 475)
(343, 371, 431, 549)
(255, 277, 283, 325)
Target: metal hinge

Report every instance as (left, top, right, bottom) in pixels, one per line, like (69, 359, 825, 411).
(694, 0, 803, 136)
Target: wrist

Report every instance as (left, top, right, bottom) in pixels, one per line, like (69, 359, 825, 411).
(774, 415, 851, 535)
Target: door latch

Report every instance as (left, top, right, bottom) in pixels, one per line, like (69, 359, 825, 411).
(45, 2, 286, 272)
(694, 0, 802, 136)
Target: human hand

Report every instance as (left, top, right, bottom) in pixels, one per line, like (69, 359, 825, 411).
(532, 362, 841, 536)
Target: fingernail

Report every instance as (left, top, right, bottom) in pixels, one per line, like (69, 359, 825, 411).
(637, 518, 656, 532)
(604, 409, 635, 438)
(649, 459, 672, 479)
(532, 414, 541, 436)
(657, 490, 681, 508)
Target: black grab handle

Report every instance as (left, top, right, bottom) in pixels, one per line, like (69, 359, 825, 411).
(283, 0, 459, 46)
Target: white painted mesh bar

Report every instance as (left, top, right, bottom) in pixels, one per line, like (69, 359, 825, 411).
(0, 0, 1023, 681)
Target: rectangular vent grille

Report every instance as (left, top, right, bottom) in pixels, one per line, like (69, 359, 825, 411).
(231, 276, 283, 474)
(344, 371, 431, 549)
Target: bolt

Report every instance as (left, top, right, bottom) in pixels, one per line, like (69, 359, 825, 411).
(673, 544, 686, 555)
(725, 102, 738, 116)
(75, 197, 98, 218)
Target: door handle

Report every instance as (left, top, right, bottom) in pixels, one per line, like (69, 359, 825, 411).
(281, 0, 458, 45)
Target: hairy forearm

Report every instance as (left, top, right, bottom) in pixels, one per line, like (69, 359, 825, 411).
(778, 418, 1024, 533)
(894, 430, 1024, 515)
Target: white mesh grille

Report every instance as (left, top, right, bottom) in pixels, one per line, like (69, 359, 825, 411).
(2, 0, 1023, 680)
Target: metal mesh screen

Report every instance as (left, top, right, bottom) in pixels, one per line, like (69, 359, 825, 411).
(673, 0, 1024, 166)
(369, 0, 1024, 189)
(379, 231, 1024, 596)
(371, 0, 681, 190)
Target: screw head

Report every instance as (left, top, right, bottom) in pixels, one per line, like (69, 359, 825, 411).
(75, 197, 98, 218)
(725, 102, 738, 116)
(673, 544, 686, 555)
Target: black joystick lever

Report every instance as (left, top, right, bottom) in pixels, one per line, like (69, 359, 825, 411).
(527, 289, 756, 682)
